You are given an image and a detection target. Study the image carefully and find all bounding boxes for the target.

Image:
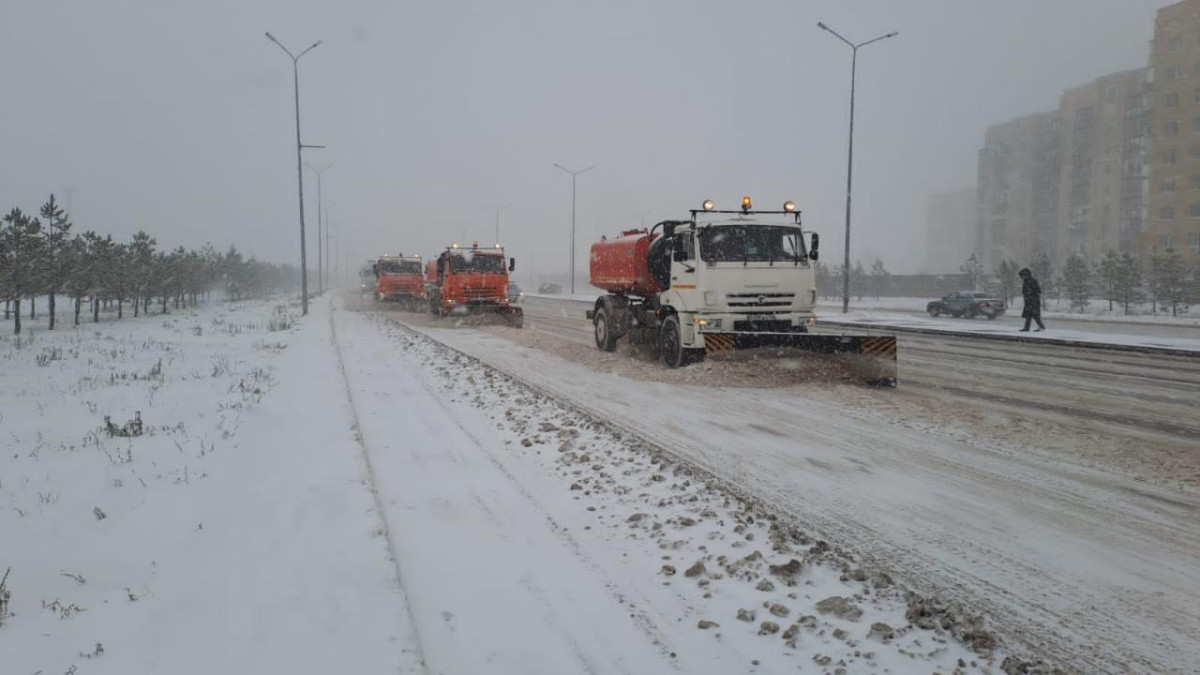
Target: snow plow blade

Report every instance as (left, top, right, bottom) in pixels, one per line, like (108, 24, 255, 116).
(703, 332, 898, 387)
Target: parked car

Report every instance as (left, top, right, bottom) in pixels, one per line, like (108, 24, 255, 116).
(927, 291, 1006, 319)
(508, 283, 524, 303)
(538, 282, 563, 295)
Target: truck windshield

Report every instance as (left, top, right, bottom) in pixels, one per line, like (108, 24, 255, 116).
(449, 252, 505, 273)
(378, 260, 421, 274)
(699, 226, 806, 263)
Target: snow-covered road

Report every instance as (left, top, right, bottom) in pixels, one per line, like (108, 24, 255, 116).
(381, 295, 1200, 673)
(331, 301, 993, 674)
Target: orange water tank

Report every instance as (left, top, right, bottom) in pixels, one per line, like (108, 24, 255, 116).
(589, 229, 666, 297)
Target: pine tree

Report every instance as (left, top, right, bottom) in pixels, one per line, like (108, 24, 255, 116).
(1063, 254, 1092, 312)
(1, 209, 44, 334)
(1158, 250, 1189, 316)
(869, 258, 890, 298)
(959, 253, 985, 291)
(1097, 250, 1122, 312)
(39, 195, 72, 330)
(1116, 252, 1145, 314)
(994, 259, 1020, 304)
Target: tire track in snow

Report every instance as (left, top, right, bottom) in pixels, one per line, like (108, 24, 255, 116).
(329, 302, 431, 674)
(378, 312, 682, 673)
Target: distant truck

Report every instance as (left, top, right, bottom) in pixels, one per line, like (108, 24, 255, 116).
(425, 242, 523, 327)
(374, 255, 425, 309)
(927, 291, 1006, 320)
(358, 262, 376, 295)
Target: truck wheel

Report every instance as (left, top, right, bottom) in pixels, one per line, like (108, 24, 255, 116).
(928, 306, 940, 317)
(660, 315, 695, 368)
(594, 306, 618, 352)
(986, 313, 997, 320)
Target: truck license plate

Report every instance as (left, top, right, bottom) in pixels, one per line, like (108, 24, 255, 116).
(748, 314, 774, 322)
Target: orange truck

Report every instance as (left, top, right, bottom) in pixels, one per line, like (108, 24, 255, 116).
(374, 254, 425, 309)
(425, 242, 522, 327)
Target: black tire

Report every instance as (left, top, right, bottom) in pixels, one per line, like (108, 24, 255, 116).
(660, 315, 702, 368)
(986, 313, 998, 320)
(950, 311, 962, 318)
(928, 306, 941, 317)
(510, 311, 524, 329)
(967, 308, 978, 319)
(594, 306, 618, 351)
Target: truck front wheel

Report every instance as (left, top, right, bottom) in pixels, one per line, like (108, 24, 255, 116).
(594, 306, 618, 351)
(660, 315, 701, 368)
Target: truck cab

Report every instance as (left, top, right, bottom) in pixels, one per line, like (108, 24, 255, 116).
(374, 255, 425, 307)
(427, 242, 523, 327)
(658, 211, 817, 348)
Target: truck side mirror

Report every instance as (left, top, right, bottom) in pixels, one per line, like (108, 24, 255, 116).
(509, 257, 516, 272)
(372, 264, 379, 277)
(810, 233, 819, 261)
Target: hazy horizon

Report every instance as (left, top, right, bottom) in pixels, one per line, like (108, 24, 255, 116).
(1, 0, 1166, 282)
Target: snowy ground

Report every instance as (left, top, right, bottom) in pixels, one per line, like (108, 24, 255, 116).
(0, 298, 413, 674)
(381, 296, 1200, 674)
(7, 290, 1195, 673)
(2, 294, 1022, 673)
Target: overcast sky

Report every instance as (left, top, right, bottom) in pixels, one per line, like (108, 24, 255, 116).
(0, 0, 1167, 281)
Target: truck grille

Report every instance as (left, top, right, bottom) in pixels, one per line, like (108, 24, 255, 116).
(725, 292, 795, 308)
(733, 319, 794, 332)
(463, 285, 499, 300)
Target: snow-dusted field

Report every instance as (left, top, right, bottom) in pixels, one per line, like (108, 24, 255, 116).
(0, 298, 410, 674)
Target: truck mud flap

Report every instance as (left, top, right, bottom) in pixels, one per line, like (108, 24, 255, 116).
(702, 332, 898, 387)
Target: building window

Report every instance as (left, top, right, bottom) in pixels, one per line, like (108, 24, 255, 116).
(1169, 65, 1183, 79)
(1161, 207, 1176, 220)
(1168, 92, 1180, 107)
(1170, 36, 1183, 51)
(1160, 234, 1173, 249)
(1166, 120, 1180, 136)
(1164, 178, 1177, 192)
(1191, 174, 1200, 189)
(1106, 85, 1118, 101)
(1163, 148, 1179, 164)
(1191, 204, 1200, 218)
(1189, 232, 1200, 252)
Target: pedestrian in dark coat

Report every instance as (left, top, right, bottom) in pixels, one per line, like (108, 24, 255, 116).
(1019, 268, 1045, 332)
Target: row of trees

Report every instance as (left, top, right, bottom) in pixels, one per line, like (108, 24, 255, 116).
(1, 195, 300, 334)
(814, 259, 891, 300)
(962, 250, 1198, 316)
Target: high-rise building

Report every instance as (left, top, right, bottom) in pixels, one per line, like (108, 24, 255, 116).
(975, 111, 1060, 269)
(1058, 68, 1149, 261)
(925, 188, 977, 272)
(1146, 0, 1200, 261)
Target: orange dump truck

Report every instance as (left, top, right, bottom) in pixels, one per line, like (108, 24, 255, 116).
(425, 242, 522, 327)
(374, 255, 425, 309)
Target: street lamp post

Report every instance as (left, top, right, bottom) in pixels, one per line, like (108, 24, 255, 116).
(494, 204, 511, 243)
(553, 163, 594, 294)
(266, 31, 323, 316)
(817, 21, 897, 314)
(305, 162, 334, 295)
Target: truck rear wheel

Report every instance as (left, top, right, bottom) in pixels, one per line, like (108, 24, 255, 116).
(594, 306, 618, 352)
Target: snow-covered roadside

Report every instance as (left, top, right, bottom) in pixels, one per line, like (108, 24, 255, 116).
(818, 308, 1200, 353)
(817, 297, 1200, 326)
(0, 297, 411, 674)
(337, 303, 1009, 674)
